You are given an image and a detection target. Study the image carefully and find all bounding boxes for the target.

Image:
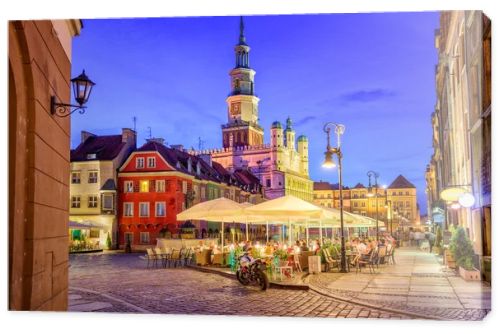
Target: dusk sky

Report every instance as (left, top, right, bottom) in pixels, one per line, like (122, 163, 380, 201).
(71, 12, 440, 213)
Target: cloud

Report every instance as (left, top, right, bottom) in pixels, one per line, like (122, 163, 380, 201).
(295, 115, 317, 126)
(339, 89, 397, 103)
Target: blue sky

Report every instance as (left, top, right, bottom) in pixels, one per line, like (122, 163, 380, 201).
(71, 12, 440, 213)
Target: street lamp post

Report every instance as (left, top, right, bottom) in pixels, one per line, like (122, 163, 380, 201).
(367, 171, 380, 241)
(322, 122, 347, 273)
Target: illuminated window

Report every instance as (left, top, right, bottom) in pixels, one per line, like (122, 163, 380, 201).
(136, 157, 145, 169)
(140, 180, 149, 192)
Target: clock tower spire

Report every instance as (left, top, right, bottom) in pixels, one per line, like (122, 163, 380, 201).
(222, 16, 263, 149)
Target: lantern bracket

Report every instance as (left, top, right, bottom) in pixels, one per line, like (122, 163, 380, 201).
(51, 96, 87, 117)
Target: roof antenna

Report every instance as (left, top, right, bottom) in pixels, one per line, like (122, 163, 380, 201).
(147, 126, 152, 139)
(198, 137, 205, 151)
(132, 116, 137, 132)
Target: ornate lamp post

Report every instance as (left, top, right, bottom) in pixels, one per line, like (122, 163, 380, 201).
(322, 122, 347, 273)
(367, 170, 380, 241)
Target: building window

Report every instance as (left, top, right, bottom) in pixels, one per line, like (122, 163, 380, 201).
(156, 202, 166, 217)
(71, 196, 81, 208)
(361, 202, 366, 207)
(124, 232, 134, 245)
(123, 202, 133, 217)
(147, 157, 156, 168)
(266, 179, 271, 187)
(156, 180, 165, 192)
(406, 201, 410, 207)
(124, 181, 134, 192)
(392, 191, 396, 196)
(88, 195, 98, 208)
(102, 194, 113, 210)
(88, 171, 98, 183)
(201, 187, 206, 200)
(399, 191, 403, 195)
(139, 202, 149, 217)
(353, 202, 358, 208)
(89, 229, 100, 238)
(140, 232, 150, 244)
(136, 157, 145, 169)
(71, 172, 81, 184)
(182, 181, 188, 194)
(140, 180, 149, 192)
(406, 191, 410, 195)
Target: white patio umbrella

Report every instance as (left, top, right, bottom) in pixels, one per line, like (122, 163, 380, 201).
(176, 197, 246, 250)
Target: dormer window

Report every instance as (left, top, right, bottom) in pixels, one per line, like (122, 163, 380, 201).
(147, 157, 156, 168)
(136, 157, 145, 169)
(87, 153, 96, 160)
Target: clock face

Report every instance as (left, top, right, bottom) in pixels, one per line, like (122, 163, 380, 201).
(231, 103, 240, 115)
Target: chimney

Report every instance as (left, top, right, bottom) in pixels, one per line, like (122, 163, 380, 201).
(199, 153, 212, 167)
(81, 131, 96, 143)
(146, 137, 165, 145)
(122, 128, 136, 146)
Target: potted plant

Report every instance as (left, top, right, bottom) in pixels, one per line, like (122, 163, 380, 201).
(274, 248, 289, 266)
(105, 232, 112, 250)
(450, 226, 480, 281)
(434, 227, 443, 255)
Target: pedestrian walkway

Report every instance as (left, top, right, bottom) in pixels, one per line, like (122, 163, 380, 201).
(307, 247, 491, 320)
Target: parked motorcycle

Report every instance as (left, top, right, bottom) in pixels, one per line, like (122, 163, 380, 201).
(236, 253, 270, 291)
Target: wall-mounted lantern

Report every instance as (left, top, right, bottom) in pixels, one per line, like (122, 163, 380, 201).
(51, 70, 95, 117)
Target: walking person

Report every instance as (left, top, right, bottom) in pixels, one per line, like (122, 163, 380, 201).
(426, 231, 436, 253)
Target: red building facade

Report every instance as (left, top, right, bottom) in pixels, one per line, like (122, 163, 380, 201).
(118, 142, 194, 249)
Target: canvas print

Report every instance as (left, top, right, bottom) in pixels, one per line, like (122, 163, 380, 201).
(8, 11, 491, 320)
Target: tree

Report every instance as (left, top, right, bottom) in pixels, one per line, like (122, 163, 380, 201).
(449, 226, 475, 270)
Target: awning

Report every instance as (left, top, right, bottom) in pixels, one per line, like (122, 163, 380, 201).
(69, 220, 106, 230)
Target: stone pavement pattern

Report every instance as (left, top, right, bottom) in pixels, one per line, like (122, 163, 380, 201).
(307, 247, 491, 320)
(69, 253, 408, 319)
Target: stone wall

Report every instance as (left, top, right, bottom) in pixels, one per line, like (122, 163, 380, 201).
(9, 20, 81, 311)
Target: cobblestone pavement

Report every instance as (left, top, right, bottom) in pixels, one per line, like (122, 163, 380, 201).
(69, 253, 409, 319)
(306, 248, 491, 321)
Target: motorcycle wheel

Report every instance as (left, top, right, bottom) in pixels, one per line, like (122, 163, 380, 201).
(258, 271, 270, 291)
(236, 270, 250, 286)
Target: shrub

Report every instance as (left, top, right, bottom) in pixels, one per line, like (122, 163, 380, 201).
(435, 226, 443, 248)
(449, 226, 475, 270)
(106, 232, 112, 249)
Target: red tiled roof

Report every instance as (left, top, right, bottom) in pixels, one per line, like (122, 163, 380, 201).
(353, 183, 365, 189)
(313, 182, 332, 190)
(71, 135, 126, 162)
(388, 175, 416, 189)
(135, 141, 261, 192)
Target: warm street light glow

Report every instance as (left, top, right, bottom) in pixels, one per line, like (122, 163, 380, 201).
(450, 202, 461, 210)
(322, 151, 336, 168)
